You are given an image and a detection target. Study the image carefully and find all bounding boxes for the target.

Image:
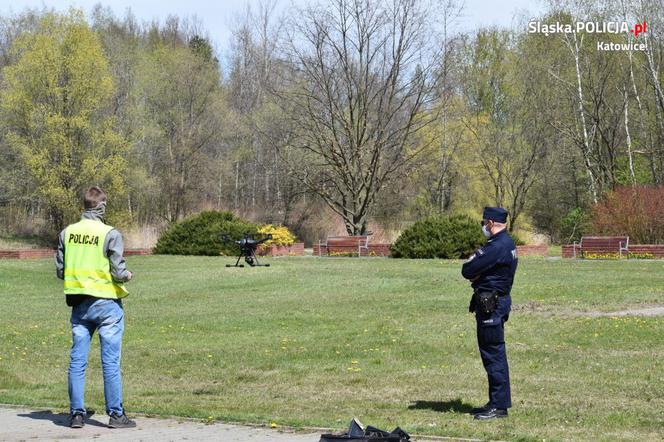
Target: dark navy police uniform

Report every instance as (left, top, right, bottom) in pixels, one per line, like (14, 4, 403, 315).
(461, 210, 518, 411)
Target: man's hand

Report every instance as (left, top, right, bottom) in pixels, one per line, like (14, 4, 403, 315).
(127, 271, 133, 281)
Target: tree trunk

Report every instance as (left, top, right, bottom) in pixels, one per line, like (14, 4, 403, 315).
(623, 86, 637, 186)
(569, 32, 598, 203)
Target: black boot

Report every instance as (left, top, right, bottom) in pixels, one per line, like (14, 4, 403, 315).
(470, 402, 491, 415)
(474, 408, 508, 420)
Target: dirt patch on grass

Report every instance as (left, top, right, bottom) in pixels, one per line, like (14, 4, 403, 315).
(514, 302, 664, 318)
(512, 301, 545, 313)
(585, 306, 664, 317)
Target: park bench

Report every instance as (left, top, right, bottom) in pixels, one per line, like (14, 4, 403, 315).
(572, 235, 629, 258)
(318, 235, 369, 257)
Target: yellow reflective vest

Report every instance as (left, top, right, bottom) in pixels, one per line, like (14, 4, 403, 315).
(63, 219, 128, 299)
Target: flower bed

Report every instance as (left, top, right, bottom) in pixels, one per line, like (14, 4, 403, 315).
(628, 244, 664, 258)
(562, 243, 664, 259)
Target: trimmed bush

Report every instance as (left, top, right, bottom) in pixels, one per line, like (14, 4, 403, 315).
(391, 214, 485, 259)
(154, 211, 258, 256)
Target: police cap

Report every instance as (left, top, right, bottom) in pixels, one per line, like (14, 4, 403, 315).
(483, 206, 508, 223)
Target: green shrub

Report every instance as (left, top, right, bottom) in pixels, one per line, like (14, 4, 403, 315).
(154, 211, 258, 256)
(391, 215, 485, 259)
(559, 208, 590, 244)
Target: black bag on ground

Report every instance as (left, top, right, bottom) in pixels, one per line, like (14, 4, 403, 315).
(319, 418, 409, 442)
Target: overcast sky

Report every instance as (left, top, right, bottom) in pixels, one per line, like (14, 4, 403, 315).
(0, 0, 545, 53)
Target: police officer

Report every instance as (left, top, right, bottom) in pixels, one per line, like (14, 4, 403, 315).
(461, 207, 518, 420)
(55, 187, 136, 429)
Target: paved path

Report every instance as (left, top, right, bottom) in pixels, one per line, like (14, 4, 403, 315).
(0, 406, 321, 442)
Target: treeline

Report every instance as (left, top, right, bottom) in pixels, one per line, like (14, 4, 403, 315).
(0, 0, 663, 245)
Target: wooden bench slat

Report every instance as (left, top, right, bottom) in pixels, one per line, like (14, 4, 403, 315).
(575, 235, 629, 257)
(319, 235, 370, 257)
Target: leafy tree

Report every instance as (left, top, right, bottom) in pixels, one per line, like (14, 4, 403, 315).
(459, 29, 549, 232)
(189, 35, 217, 64)
(559, 208, 591, 244)
(0, 10, 128, 235)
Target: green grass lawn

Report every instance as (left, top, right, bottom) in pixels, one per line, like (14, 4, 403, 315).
(0, 256, 663, 441)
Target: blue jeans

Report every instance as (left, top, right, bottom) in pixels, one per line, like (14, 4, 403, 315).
(69, 298, 125, 416)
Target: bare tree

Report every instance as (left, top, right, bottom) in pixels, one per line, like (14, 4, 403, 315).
(273, 0, 443, 235)
(227, 0, 292, 217)
(428, 0, 464, 214)
(638, 0, 664, 182)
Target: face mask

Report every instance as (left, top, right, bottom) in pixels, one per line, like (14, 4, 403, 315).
(482, 223, 491, 238)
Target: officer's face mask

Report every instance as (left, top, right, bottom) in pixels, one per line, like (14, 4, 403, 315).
(482, 220, 492, 238)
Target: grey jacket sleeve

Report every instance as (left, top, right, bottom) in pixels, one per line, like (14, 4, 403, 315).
(104, 229, 131, 282)
(55, 230, 66, 280)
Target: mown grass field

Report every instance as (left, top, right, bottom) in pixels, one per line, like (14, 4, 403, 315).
(0, 256, 662, 441)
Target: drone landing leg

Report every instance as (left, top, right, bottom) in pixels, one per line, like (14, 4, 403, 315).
(252, 252, 270, 267)
(226, 254, 245, 268)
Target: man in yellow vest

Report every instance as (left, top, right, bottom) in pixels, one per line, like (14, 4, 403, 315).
(55, 187, 136, 429)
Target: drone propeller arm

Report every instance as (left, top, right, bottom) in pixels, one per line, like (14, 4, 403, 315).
(255, 234, 273, 245)
(221, 233, 242, 246)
